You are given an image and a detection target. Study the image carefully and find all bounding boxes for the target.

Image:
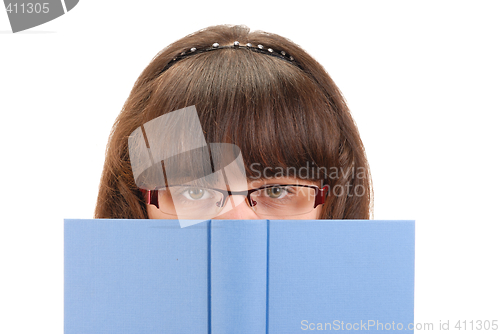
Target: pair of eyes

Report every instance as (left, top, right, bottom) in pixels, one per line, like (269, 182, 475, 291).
(180, 186, 290, 201)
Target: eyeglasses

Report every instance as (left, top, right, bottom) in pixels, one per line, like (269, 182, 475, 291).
(141, 184, 327, 219)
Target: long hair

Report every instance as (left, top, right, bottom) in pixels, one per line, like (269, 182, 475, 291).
(95, 25, 372, 219)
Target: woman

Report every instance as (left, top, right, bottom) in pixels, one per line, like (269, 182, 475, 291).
(95, 24, 372, 220)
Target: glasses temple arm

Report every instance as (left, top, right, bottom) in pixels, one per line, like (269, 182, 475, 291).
(140, 189, 160, 209)
(313, 185, 328, 208)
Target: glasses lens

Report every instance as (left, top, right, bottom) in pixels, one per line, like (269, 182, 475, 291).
(249, 185, 317, 217)
(158, 186, 224, 219)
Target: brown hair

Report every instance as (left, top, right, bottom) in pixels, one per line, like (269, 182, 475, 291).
(95, 24, 372, 219)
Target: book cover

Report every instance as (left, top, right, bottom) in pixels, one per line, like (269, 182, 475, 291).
(64, 219, 414, 333)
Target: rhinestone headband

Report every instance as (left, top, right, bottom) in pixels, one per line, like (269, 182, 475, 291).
(159, 41, 297, 75)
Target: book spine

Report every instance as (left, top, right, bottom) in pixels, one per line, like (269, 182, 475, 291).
(210, 220, 268, 334)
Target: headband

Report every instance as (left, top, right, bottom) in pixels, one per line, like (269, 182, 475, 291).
(159, 41, 298, 75)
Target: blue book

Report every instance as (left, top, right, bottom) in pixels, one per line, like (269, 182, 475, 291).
(65, 219, 414, 333)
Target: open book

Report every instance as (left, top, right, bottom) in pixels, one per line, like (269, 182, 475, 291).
(65, 219, 414, 333)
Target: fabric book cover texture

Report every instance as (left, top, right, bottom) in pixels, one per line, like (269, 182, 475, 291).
(64, 219, 414, 333)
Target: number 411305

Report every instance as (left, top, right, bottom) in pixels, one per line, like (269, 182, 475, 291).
(455, 320, 498, 330)
(6, 3, 50, 14)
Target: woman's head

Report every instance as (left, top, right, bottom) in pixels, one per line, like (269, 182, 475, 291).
(95, 24, 372, 220)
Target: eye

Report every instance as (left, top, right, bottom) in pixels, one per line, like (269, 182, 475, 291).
(265, 186, 288, 199)
(183, 188, 209, 200)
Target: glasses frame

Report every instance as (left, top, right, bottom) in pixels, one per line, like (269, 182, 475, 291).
(140, 184, 328, 215)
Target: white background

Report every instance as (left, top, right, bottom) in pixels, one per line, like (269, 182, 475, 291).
(1, 1, 499, 333)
